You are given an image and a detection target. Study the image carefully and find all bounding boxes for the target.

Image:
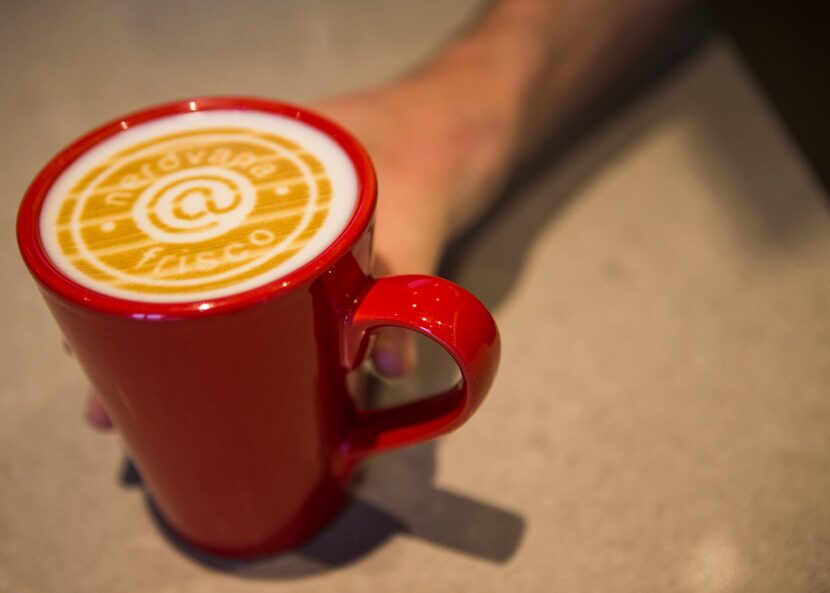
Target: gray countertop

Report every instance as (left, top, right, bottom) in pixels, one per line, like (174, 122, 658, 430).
(1, 2, 829, 592)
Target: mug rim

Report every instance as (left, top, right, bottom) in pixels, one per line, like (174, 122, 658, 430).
(16, 97, 377, 319)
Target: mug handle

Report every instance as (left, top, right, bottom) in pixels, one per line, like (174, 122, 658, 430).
(341, 274, 500, 461)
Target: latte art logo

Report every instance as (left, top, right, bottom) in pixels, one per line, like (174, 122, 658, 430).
(48, 126, 336, 299)
(133, 167, 257, 243)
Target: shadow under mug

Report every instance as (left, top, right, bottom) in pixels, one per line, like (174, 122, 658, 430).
(16, 97, 500, 559)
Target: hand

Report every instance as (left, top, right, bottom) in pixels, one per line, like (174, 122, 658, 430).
(316, 88, 467, 377)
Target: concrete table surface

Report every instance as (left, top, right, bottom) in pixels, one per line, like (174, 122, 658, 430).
(1, 2, 828, 592)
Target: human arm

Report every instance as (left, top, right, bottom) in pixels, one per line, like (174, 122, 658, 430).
(88, 0, 690, 427)
(315, 0, 691, 376)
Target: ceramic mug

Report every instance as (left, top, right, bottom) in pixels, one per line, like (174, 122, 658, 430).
(17, 97, 500, 558)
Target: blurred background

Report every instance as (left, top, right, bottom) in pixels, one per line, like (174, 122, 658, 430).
(1, 2, 828, 592)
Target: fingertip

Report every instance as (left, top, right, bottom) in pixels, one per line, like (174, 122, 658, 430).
(371, 327, 417, 378)
(371, 347, 411, 378)
(87, 392, 114, 430)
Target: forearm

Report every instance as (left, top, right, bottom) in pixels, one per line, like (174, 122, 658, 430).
(409, 0, 690, 231)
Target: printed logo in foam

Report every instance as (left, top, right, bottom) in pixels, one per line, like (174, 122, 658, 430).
(50, 127, 332, 298)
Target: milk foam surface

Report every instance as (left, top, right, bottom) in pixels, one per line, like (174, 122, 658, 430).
(40, 110, 358, 302)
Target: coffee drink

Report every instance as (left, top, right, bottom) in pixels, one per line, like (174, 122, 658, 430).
(39, 110, 358, 302)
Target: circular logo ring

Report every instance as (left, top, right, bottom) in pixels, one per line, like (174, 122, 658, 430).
(68, 132, 322, 289)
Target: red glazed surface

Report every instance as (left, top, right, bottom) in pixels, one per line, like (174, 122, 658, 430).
(17, 97, 500, 558)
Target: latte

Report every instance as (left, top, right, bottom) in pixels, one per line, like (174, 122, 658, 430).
(39, 109, 358, 302)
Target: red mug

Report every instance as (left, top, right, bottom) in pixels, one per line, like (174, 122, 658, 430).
(16, 97, 499, 558)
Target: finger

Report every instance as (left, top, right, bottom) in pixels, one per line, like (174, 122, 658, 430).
(86, 391, 114, 430)
(371, 326, 417, 378)
(369, 253, 421, 378)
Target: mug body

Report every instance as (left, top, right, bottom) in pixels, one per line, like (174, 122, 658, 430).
(39, 231, 373, 558)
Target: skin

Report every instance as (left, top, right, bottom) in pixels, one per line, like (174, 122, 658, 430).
(87, 0, 688, 429)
